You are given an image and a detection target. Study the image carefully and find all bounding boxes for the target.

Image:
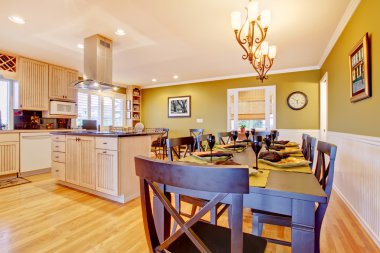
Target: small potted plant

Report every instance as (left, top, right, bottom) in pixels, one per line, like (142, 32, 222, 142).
(239, 121, 247, 133)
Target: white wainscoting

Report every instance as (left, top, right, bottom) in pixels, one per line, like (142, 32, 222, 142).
(327, 131, 380, 248)
(277, 129, 320, 143)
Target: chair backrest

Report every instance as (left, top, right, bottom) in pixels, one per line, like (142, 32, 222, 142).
(301, 133, 310, 156)
(314, 141, 337, 253)
(166, 136, 195, 161)
(196, 134, 210, 152)
(151, 128, 169, 147)
(135, 156, 249, 253)
(218, 131, 232, 144)
(189, 128, 204, 137)
(305, 136, 317, 169)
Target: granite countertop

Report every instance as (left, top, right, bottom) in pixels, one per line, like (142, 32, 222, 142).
(50, 131, 164, 137)
(0, 129, 77, 134)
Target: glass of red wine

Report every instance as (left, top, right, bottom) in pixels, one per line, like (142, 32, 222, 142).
(245, 130, 250, 146)
(231, 130, 238, 151)
(207, 134, 216, 162)
(250, 128, 256, 142)
(264, 135, 271, 151)
(251, 140, 262, 169)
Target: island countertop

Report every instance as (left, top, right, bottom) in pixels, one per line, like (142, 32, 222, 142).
(50, 130, 164, 137)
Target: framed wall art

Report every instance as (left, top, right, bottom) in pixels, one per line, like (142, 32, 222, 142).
(349, 33, 371, 102)
(168, 96, 191, 118)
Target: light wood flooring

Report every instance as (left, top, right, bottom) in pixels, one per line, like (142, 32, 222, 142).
(0, 174, 378, 253)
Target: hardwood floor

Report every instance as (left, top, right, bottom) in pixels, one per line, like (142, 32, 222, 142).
(0, 173, 378, 253)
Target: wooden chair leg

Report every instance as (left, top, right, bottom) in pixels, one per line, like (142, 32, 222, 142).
(190, 205, 197, 216)
(172, 193, 181, 234)
(252, 215, 263, 236)
(210, 206, 217, 225)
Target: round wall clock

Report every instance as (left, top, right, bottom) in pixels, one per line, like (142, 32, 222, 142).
(287, 91, 308, 110)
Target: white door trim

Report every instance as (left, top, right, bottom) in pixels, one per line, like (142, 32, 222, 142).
(320, 72, 328, 140)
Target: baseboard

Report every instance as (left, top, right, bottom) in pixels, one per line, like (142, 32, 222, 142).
(334, 186, 380, 248)
(19, 168, 51, 177)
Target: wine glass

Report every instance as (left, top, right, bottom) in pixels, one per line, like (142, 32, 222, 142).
(271, 131, 277, 145)
(250, 128, 256, 142)
(251, 141, 263, 169)
(264, 135, 271, 151)
(231, 130, 238, 151)
(245, 130, 250, 145)
(207, 134, 216, 162)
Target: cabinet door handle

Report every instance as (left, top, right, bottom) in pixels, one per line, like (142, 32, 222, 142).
(103, 151, 107, 154)
(55, 170, 59, 172)
(103, 142, 107, 145)
(55, 156, 59, 158)
(55, 146, 59, 148)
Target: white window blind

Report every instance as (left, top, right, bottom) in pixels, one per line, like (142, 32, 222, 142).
(114, 98, 124, 127)
(78, 92, 89, 120)
(103, 96, 113, 126)
(90, 94, 100, 124)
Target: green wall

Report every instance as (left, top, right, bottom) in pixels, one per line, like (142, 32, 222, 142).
(142, 70, 320, 137)
(321, 0, 380, 137)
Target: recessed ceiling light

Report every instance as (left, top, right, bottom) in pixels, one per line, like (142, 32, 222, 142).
(8, 16, 26, 25)
(152, 78, 157, 82)
(77, 44, 84, 49)
(173, 75, 179, 79)
(115, 29, 126, 36)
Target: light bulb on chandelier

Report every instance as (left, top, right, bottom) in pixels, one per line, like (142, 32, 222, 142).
(231, 0, 277, 82)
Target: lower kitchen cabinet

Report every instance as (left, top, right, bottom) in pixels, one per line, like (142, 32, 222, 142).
(52, 162, 65, 181)
(95, 149, 118, 196)
(0, 141, 19, 176)
(65, 136, 95, 189)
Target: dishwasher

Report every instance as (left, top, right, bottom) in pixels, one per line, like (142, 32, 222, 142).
(20, 132, 52, 172)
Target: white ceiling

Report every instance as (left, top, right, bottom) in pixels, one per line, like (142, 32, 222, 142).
(0, 0, 351, 86)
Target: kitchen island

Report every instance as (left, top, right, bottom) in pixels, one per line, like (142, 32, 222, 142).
(50, 131, 161, 203)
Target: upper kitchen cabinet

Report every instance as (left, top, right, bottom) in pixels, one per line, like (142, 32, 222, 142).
(49, 65, 78, 101)
(14, 57, 49, 111)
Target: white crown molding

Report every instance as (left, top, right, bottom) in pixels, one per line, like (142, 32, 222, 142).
(142, 66, 319, 89)
(318, 0, 361, 67)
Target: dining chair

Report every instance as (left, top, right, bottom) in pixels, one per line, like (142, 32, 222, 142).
(195, 134, 210, 152)
(218, 131, 232, 144)
(166, 136, 194, 161)
(190, 128, 204, 150)
(134, 156, 267, 253)
(151, 128, 169, 159)
(301, 133, 310, 157)
(305, 136, 317, 169)
(252, 141, 337, 253)
(167, 136, 229, 231)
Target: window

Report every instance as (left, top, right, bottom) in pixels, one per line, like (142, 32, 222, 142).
(227, 86, 276, 131)
(76, 90, 126, 128)
(0, 80, 10, 129)
(90, 94, 100, 123)
(103, 96, 113, 127)
(114, 98, 124, 127)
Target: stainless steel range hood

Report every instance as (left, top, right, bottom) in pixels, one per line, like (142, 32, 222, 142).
(73, 34, 114, 90)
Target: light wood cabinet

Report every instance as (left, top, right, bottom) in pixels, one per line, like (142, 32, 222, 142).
(15, 57, 49, 110)
(65, 136, 95, 189)
(0, 141, 19, 176)
(49, 65, 78, 101)
(95, 149, 118, 196)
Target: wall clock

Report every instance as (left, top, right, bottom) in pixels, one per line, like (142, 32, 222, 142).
(287, 91, 308, 110)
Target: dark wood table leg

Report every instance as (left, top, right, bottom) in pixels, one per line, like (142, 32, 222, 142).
(291, 199, 315, 253)
(153, 184, 171, 243)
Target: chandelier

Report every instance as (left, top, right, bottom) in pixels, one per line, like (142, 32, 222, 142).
(231, 0, 277, 82)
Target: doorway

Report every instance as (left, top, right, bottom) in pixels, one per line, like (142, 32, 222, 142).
(227, 86, 276, 131)
(320, 73, 328, 141)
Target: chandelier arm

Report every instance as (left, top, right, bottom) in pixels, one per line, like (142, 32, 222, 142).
(234, 30, 249, 60)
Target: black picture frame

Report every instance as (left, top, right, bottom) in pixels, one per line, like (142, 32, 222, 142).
(168, 96, 191, 118)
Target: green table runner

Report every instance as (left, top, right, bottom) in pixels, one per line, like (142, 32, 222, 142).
(179, 156, 270, 187)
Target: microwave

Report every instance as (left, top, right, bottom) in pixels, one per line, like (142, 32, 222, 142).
(50, 101, 77, 116)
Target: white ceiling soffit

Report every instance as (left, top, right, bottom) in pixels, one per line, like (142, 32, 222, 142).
(0, 0, 354, 87)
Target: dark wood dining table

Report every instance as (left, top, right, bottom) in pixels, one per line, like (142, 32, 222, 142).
(153, 148, 327, 253)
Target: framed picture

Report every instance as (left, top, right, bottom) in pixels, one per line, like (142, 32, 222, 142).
(349, 33, 371, 102)
(168, 96, 191, 118)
